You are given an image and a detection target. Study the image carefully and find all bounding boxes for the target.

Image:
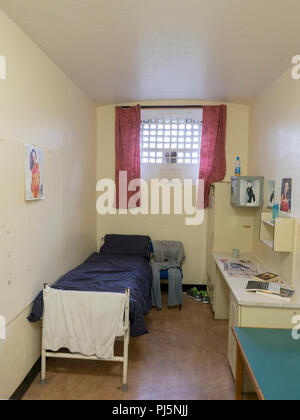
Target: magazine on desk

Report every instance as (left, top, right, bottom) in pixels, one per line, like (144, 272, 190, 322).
(220, 259, 259, 278)
(253, 272, 280, 282)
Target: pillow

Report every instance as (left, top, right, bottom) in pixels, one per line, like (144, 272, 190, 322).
(100, 234, 151, 259)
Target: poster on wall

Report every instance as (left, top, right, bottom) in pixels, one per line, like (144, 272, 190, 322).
(280, 178, 292, 213)
(266, 180, 275, 208)
(25, 144, 44, 201)
(239, 178, 261, 207)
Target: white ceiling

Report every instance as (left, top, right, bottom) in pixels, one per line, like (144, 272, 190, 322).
(1, 0, 300, 105)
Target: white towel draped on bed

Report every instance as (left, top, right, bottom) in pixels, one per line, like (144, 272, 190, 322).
(43, 287, 126, 359)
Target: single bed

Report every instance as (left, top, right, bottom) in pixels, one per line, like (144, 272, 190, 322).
(28, 234, 153, 390)
(29, 235, 153, 337)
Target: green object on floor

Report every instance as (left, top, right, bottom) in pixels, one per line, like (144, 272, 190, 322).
(200, 291, 209, 304)
(187, 287, 202, 301)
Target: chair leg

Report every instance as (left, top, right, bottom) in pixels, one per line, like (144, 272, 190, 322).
(179, 304, 182, 311)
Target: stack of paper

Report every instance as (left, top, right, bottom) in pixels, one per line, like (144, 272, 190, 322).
(220, 259, 258, 278)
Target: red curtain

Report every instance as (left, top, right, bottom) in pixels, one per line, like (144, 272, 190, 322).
(199, 105, 227, 208)
(115, 105, 141, 209)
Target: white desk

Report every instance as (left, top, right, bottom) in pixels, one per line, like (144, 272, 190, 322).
(213, 252, 300, 309)
(208, 252, 300, 379)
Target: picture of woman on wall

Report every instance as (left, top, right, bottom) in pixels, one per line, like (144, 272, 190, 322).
(30, 148, 40, 199)
(25, 144, 44, 200)
(280, 178, 292, 213)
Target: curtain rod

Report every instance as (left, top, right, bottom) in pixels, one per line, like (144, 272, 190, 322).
(121, 105, 204, 109)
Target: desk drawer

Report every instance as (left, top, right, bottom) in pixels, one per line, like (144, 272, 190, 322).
(241, 306, 300, 329)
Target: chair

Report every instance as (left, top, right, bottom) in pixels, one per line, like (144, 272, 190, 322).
(150, 241, 183, 310)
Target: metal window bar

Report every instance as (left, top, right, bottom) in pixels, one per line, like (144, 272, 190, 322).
(40, 285, 130, 392)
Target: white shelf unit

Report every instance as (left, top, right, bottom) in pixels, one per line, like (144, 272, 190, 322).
(260, 211, 296, 253)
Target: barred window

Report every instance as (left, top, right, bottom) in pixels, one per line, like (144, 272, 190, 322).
(140, 108, 202, 181)
(140, 116, 202, 165)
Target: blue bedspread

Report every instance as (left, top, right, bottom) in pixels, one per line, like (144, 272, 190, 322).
(28, 253, 153, 337)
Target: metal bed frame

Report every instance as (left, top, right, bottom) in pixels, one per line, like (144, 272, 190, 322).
(40, 285, 130, 392)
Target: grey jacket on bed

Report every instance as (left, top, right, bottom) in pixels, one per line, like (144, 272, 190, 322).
(151, 241, 185, 310)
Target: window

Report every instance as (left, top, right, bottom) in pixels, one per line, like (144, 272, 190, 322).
(140, 108, 203, 181)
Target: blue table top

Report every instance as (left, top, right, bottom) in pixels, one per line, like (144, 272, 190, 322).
(234, 327, 300, 400)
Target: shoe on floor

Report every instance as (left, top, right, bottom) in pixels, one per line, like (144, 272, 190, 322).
(201, 291, 210, 304)
(187, 287, 202, 302)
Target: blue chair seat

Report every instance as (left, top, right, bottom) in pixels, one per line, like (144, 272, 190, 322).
(160, 270, 169, 280)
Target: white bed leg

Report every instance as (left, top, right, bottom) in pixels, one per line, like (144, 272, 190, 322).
(122, 329, 129, 392)
(40, 284, 47, 386)
(122, 289, 130, 392)
(40, 348, 46, 386)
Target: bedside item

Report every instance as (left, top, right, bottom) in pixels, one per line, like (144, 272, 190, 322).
(231, 176, 264, 208)
(150, 240, 184, 310)
(232, 248, 240, 259)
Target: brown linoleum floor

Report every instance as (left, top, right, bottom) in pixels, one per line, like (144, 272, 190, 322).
(23, 292, 236, 400)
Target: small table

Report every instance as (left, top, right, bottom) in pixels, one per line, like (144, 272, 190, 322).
(233, 327, 300, 400)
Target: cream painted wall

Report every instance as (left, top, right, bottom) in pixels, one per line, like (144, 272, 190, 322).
(248, 67, 300, 290)
(97, 100, 249, 285)
(0, 10, 97, 398)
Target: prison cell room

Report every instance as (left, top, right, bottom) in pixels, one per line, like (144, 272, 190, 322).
(1, 0, 300, 402)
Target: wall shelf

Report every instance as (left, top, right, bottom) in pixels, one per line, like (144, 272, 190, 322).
(261, 239, 275, 249)
(260, 211, 296, 253)
(261, 219, 275, 228)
